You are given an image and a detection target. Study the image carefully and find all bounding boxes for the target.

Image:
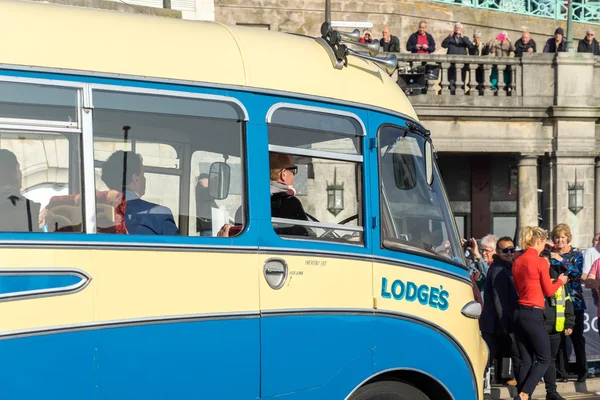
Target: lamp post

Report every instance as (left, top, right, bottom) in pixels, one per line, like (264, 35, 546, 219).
(566, 0, 574, 51)
(327, 168, 344, 217)
(325, 0, 331, 24)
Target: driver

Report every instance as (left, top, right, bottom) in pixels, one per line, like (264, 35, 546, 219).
(268, 152, 314, 237)
(218, 152, 314, 237)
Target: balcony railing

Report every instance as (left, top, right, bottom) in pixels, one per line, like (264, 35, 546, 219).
(377, 53, 600, 109)
(430, 0, 600, 24)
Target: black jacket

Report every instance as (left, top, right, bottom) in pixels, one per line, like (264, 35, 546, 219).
(380, 36, 401, 53)
(406, 32, 436, 53)
(544, 264, 576, 333)
(578, 38, 600, 55)
(514, 38, 537, 57)
(441, 34, 473, 55)
(479, 256, 519, 334)
(543, 38, 567, 53)
(271, 192, 312, 237)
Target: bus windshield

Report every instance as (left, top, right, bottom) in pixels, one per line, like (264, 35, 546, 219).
(379, 125, 463, 264)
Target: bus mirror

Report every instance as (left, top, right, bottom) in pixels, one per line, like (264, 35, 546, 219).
(424, 140, 434, 186)
(208, 162, 231, 200)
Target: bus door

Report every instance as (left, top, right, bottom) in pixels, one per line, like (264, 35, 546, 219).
(86, 88, 260, 399)
(257, 104, 374, 398)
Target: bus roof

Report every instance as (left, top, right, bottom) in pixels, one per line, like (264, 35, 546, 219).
(0, 0, 417, 120)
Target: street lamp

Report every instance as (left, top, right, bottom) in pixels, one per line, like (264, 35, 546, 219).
(327, 168, 344, 217)
(566, 0, 575, 51)
(568, 171, 584, 214)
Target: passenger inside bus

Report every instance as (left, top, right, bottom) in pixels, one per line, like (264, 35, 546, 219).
(0, 149, 41, 232)
(217, 152, 315, 238)
(101, 151, 179, 236)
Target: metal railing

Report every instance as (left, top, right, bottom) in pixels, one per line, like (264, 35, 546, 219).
(430, 0, 600, 24)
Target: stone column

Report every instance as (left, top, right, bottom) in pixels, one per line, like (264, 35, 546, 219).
(595, 158, 600, 234)
(517, 155, 539, 236)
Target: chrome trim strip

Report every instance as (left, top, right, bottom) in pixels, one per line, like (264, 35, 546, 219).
(0, 311, 259, 340)
(0, 63, 418, 125)
(268, 144, 363, 163)
(0, 74, 86, 88)
(261, 308, 373, 317)
(88, 83, 249, 121)
(0, 117, 78, 129)
(81, 85, 97, 234)
(0, 267, 91, 303)
(0, 240, 469, 282)
(0, 239, 259, 252)
(343, 367, 455, 400)
(272, 217, 364, 232)
(265, 102, 367, 136)
(0, 123, 81, 134)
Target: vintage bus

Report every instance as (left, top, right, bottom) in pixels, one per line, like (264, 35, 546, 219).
(0, 1, 486, 399)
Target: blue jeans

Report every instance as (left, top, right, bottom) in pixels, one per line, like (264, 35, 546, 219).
(514, 306, 551, 395)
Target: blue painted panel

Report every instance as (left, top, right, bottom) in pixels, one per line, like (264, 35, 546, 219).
(260, 314, 373, 398)
(0, 275, 81, 294)
(0, 330, 94, 399)
(374, 316, 477, 400)
(0, 318, 260, 400)
(95, 319, 260, 399)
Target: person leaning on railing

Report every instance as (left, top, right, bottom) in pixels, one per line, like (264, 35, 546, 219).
(577, 29, 600, 55)
(543, 27, 567, 53)
(514, 31, 537, 57)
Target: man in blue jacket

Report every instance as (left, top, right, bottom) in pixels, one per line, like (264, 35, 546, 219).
(101, 151, 179, 236)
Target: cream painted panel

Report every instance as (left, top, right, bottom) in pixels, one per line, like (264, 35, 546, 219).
(258, 253, 372, 310)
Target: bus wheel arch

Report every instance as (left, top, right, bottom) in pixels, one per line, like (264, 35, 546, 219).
(347, 369, 453, 400)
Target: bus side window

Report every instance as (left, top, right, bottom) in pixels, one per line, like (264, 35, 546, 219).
(266, 106, 365, 244)
(91, 90, 246, 237)
(0, 81, 83, 233)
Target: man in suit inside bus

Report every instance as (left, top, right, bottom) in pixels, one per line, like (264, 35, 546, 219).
(0, 149, 41, 232)
(101, 150, 179, 236)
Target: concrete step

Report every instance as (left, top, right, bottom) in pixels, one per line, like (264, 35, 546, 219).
(490, 378, 600, 399)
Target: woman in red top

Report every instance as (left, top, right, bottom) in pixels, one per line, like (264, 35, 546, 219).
(511, 226, 568, 400)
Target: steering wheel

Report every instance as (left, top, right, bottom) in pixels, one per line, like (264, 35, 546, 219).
(305, 213, 359, 239)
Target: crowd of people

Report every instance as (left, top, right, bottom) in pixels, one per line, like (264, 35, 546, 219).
(360, 21, 600, 57)
(358, 21, 599, 93)
(466, 224, 600, 400)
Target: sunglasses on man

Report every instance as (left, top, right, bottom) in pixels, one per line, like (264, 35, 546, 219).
(500, 247, 516, 254)
(283, 165, 298, 175)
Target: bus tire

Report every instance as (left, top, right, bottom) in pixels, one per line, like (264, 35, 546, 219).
(349, 380, 430, 400)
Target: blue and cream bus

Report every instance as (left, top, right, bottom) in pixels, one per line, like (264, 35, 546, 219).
(0, 1, 486, 399)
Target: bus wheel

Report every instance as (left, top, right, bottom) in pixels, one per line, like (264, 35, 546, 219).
(349, 380, 430, 400)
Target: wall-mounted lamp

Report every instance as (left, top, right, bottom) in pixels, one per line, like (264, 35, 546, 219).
(327, 168, 344, 217)
(568, 171, 584, 215)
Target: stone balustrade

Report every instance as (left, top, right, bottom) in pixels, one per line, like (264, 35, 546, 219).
(353, 52, 600, 108)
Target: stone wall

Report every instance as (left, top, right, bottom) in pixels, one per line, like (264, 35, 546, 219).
(215, 0, 592, 51)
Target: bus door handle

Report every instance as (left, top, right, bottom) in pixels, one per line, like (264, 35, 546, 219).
(263, 258, 288, 290)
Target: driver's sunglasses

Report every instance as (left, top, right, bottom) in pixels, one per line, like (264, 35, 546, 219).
(283, 165, 298, 175)
(501, 247, 516, 254)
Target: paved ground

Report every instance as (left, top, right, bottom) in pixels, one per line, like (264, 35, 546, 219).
(493, 378, 600, 399)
